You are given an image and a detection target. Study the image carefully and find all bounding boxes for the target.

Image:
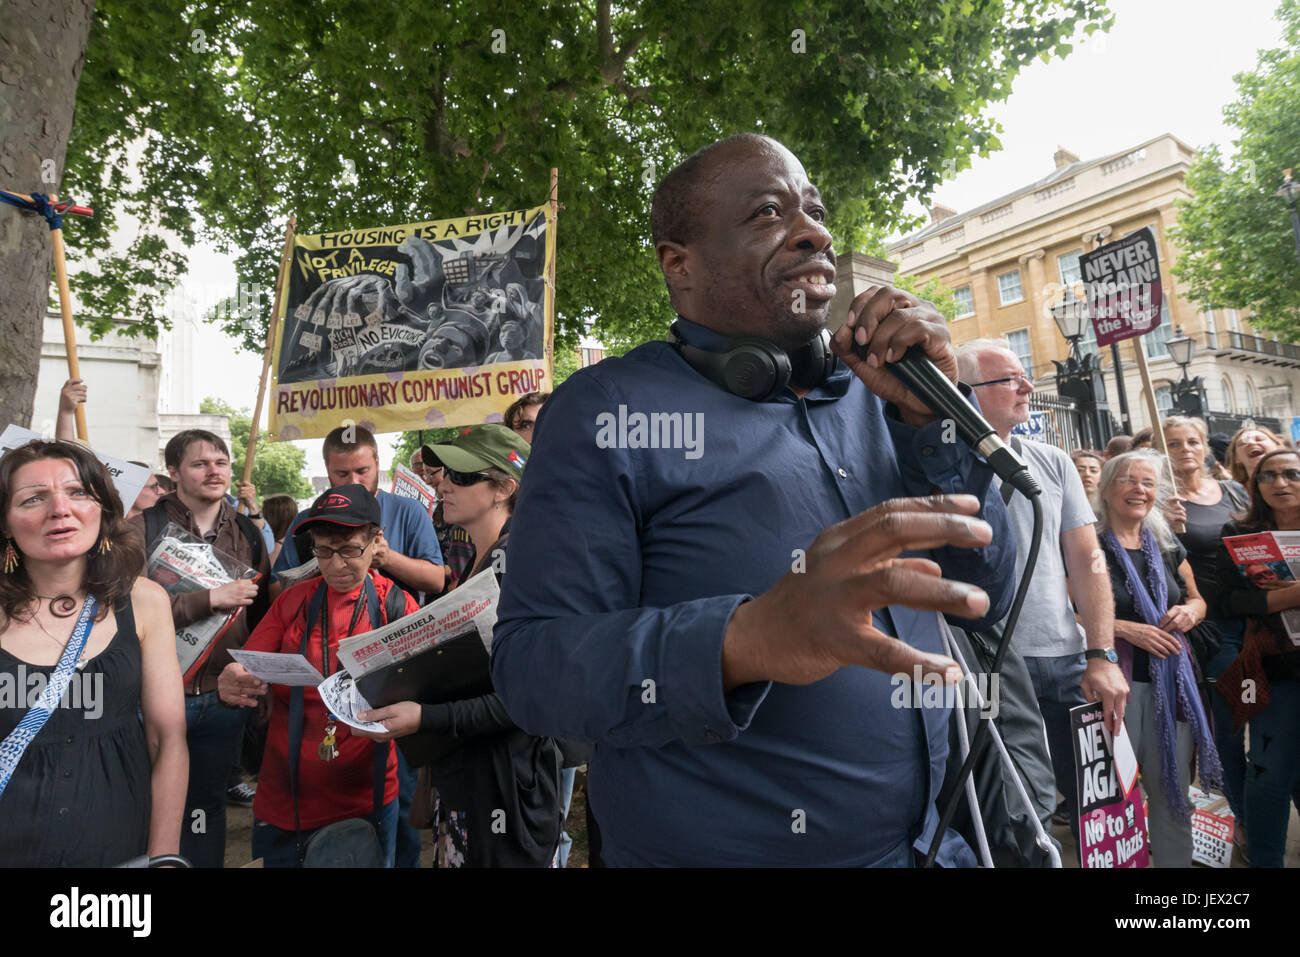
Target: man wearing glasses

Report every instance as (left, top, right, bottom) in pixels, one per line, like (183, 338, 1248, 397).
(956, 339, 1128, 843)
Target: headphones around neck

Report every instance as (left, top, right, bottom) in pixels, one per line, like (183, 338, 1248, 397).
(667, 322, 837, 401)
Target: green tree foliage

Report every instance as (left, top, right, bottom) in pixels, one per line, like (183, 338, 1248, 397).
(200, 397, 315, 499)
(1172, 0, 1300, 336)
(65, 0, 1109, 353)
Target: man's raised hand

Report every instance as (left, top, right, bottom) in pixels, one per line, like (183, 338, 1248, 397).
(721, 495, 993, 690)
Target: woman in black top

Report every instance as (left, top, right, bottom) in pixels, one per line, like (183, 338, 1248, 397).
(1095, 450, 1220, 867)
(357, 425, 563, 867)
(1161, 416, 1250, 824)
(0, 440, 187, 866)
(1214, 447, 1300, 867)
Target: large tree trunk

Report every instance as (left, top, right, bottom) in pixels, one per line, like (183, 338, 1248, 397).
(0, 0, 96, 428)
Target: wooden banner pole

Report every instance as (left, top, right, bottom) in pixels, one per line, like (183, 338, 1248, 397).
(47, 192, 88, 441)
(1132, 335, 1184, 531)
(243, 213, 297, 485)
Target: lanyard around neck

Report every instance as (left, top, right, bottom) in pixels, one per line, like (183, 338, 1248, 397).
(304, 577, 377, 678)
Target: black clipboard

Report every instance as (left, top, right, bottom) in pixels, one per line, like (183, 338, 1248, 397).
(354, 629, 493, 767)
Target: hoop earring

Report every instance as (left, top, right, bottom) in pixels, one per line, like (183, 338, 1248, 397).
(3, 539, 18, 574)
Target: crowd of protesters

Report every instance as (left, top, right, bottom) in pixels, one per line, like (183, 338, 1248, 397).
(5, 371, 1299, 868)
(2, 135, 1298, 870)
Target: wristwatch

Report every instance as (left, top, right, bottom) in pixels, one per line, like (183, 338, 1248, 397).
(1085, 647, 1119, 664)
(247, 511, 262, 520)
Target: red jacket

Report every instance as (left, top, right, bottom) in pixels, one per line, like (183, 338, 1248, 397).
(244, 570, 417, 830)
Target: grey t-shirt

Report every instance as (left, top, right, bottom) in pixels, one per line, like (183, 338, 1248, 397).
(995, 437, 1096, 657)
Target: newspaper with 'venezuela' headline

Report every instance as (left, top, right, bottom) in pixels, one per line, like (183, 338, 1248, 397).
(334, 569, 499, 679)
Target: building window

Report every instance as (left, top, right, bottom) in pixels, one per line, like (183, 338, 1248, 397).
(998, 270, 1023, 305)
(1226, 308, 1240, 332)
(1144, 301, 1174, 358)
(1057, 250, 1083, 287)
(580, 347, 604, 367)
(1079, 316, 1100, 357)
(1154, 384, 1173, 415)
(1204, 309, 1217, 349)
(1245, 378, 1259, 413)
(1220, 375, 1236, 413)
(953, 285, 974, 317)
(1006, 328, 1033, 378)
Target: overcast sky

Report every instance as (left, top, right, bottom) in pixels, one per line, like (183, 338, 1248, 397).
(182, 0, 1289, 469)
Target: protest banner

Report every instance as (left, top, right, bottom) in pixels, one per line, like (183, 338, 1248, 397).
(1080, 227, 1163, 349)
(145, 523, 257, 683)
(390, 463, 436, 517)
(268, 193, 557, 441)
(0, 423, 149, 511)
(1071, 702, 1149, 868)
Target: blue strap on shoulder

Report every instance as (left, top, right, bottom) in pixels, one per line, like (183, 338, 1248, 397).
(0, 596, 99, 796)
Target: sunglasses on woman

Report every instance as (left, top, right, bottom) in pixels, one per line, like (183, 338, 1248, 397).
(445, 468, 493, 486)
(1257, 468, 1300, 485)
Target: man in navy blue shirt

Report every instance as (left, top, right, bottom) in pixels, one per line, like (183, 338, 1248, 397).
(492, 134, 1016, 866)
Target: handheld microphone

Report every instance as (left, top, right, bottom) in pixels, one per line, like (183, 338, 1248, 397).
(869, 344, 1042, 499)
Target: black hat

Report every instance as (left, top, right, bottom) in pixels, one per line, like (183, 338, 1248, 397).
(296, 483, 381, 535)
(1209, 432, 1231, 465)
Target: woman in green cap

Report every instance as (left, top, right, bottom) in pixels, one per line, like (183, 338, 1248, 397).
(357, 424, 564, 867)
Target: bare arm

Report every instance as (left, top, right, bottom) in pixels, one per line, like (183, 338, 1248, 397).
(55, 378, 85, 440)
(133, 577, 189, 858)
(372, 531, 445, 595)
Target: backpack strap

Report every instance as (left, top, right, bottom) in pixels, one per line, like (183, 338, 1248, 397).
(233, 512, 265, 568)
(142, 502, 167, 555)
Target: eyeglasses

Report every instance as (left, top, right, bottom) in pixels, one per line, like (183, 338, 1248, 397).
(1257, 468, 1300, 485)
(1116, 476, 1158, 491)
(970, 373, 1034, 390)
(309, 536, 375, 561)
(445, 468, 493, 486)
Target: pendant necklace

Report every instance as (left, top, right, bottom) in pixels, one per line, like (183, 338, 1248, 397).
(318, 589, 368, 762)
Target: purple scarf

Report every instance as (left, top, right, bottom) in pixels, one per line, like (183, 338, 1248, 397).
(1100, 526, 1221, 824)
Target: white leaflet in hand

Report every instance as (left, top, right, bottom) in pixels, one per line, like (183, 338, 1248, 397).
(317, 670, 387, 733)
(1104, 721, 1140, 798)
(334, 570, 500, 678)
(0, 423, 150, 510)
(228, 650, 324, 686)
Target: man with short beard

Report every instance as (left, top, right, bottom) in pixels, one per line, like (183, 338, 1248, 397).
(130, 429, 271, 868)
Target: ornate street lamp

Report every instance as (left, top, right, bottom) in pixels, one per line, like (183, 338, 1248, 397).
(1166, 325, 1206, 417)
(1050, 291, 1112, 448)
(1276, 169, 1300, 267)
